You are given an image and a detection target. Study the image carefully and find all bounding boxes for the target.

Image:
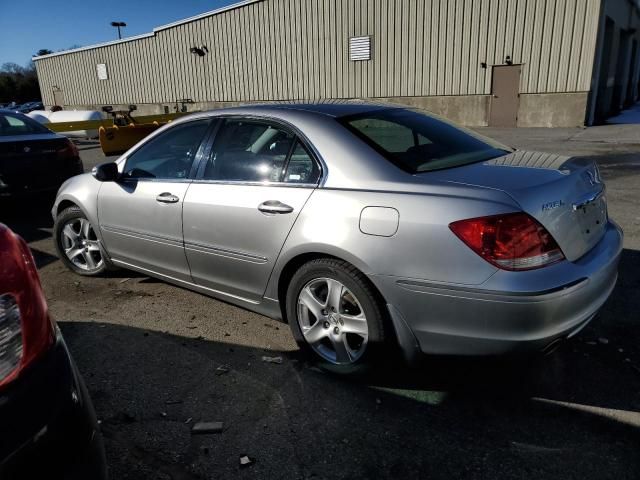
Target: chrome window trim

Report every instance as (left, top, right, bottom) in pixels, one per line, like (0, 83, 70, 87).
(189, 178, 318, 189)
(119, 177, 194, 185)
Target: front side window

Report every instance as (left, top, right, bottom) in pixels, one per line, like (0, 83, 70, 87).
(123, 120, 210, 180)
(203, 119, 319, 184)
(340, 109, 510, 173)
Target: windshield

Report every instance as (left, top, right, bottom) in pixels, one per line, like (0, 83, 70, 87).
(339, 108, 510, 173)
(0, 111, 51, 136)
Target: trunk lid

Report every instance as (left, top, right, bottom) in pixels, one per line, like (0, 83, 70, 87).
(0, 134, 77, 191)
(426, 150, 607, 262)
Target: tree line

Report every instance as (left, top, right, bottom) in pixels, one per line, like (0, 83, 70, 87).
(0, 48, 76, 104)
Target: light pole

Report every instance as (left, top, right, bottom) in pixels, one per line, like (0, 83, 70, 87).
(110, 21, 127, 40)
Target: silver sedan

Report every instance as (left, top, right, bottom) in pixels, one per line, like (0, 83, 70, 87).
(52, 103, 623, 374)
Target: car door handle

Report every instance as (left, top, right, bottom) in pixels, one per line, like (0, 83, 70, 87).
(258, 200, 294, 214)
(156, 192, 180, 203)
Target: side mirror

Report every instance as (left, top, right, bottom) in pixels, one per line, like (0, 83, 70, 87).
(92, 162, 120, 182)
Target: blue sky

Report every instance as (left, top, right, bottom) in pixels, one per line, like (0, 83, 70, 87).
(0, 0, 236, 66)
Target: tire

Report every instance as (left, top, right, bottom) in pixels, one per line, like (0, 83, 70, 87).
(286, 258, 389, 375)
(53, 206, 110, 276)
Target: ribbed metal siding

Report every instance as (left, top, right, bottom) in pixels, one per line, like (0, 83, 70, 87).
(34, 0, 602, 106)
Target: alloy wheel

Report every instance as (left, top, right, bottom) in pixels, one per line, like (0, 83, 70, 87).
(60, 218, 104, 271)
(297, 277, 369, 365)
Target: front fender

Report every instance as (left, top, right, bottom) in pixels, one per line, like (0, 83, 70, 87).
(52, 173, 103, 243)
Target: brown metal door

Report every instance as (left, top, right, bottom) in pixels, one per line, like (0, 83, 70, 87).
(53, 89, 64, 107)
(489, 65, 521, 127)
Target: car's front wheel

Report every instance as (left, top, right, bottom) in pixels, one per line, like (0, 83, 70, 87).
(54, 207, 108, 276)
(286, 258, 389, 374)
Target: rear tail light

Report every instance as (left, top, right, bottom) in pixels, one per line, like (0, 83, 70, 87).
(0, 226, 54, 389)
(0, 295, 23, 382)
(449, 212, 565, 271)
(57, 138, 80, 159)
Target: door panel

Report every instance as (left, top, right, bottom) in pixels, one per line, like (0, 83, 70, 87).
(98, 181, 192, 280)
(489, 65, 521, 127)
(183, 184, 313, 301)
(53, 89, 64, 107)
(96, 118, 213, 281)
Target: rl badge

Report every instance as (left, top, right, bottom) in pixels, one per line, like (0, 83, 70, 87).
(542, 200, 564, 211)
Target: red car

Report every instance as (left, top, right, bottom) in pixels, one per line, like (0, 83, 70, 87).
(0, 224, 107, 479)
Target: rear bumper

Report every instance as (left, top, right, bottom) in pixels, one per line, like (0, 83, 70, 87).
(0, 161, 83, 198)
(372, 221, 623, 356)
(0, 328, 107, 479)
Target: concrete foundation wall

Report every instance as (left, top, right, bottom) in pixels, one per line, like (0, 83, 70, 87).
(517, 92, 590, 128)
(69, 92, 587, 128)
(68, 96, 491, 128)
(376, 95, 491, 127)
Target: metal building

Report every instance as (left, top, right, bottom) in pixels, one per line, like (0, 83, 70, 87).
(33, 0, 640, 127)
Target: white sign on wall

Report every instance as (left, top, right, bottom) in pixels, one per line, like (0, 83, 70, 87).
(97, 63, 108, 80)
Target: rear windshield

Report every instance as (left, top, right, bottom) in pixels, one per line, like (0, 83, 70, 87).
(339, 108, 510, 173)
(0, 112, 50, 136)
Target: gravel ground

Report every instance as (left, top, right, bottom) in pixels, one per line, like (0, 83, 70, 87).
(1, 124, 639, 479)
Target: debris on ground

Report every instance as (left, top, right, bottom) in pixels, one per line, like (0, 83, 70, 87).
(184, 417, 193, 424)
(510, 441, 566, 453)
(215, 365, 230, 375)
(111, 411, 136, 424)
(165, 399, 183, 405)
(119, 278, 130, 283)
(239, 455, 254, 467)
(598, 337, 609, 345)
(159, 411, 168, 418)
(262, 355, 283, 364)
(191, 421, 224, 434)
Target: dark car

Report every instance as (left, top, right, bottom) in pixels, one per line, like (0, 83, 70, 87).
(0, 110, 83, 198)
(15, 102, 44, 114)
(0, 224, 108, 479)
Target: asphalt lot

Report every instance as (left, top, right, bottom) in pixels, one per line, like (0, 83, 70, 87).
(1, 125, 640, 479)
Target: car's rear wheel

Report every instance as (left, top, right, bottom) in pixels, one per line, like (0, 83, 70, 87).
(286, 258, 388, 374)
(54, 207, 108, 276)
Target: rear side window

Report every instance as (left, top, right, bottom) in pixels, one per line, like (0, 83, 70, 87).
(123, 119, 210, 180)
(339, 109, 509, 173)
(0, 112, 50, 136)
(202, 119, 320, 184)
(283, 142, 320, 184)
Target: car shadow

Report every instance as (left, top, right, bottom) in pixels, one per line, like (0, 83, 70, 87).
(362, 248, 640, 407)
(0, 194, 54, 241)
(60, 318, 640, 480)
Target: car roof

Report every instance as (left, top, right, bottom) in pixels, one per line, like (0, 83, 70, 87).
(221, 101, 399, 118)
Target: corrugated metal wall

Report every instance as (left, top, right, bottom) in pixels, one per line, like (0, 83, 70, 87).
(35, 0, 602, 106)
